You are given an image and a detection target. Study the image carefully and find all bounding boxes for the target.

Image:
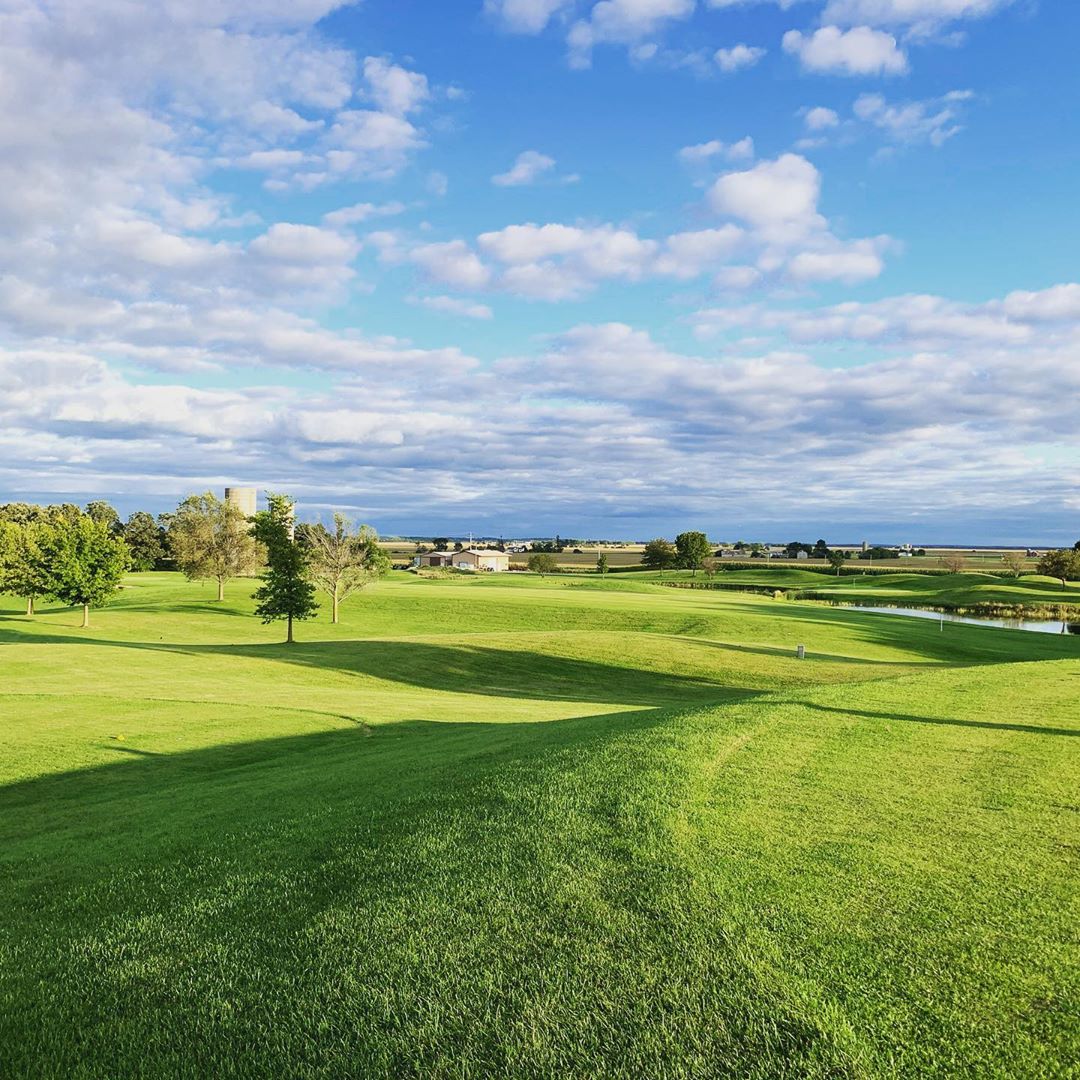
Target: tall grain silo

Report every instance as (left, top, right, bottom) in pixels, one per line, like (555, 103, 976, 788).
(225, 486, 257, 518)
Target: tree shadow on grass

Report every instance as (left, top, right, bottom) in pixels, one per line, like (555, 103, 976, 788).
(0, 629, 760, 709)
(804, 702, 1079, 738)
(0, 701, 862, 1080)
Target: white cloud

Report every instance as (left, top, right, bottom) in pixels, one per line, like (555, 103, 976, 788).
(411, 240, 493, 291)
(854, 89, 973, 146)
(822, 0, 1012, 36)
(323, 110, 426, 181)
(714, 44, 767, 72)
(485, 0, 575, 33)
(786, 241, 886, 283)
(362, 57, 430, 116)
(709, 153, 822, 229)
(321, 201, 407, 228)
(803, 106, 840, 130)
(678, 136, 754, 163)
(492, 150, 558, 186)
(412, 295, 495, 320)
(655, 227, 745, 277)
(782, 25, 908, 76)
(567, 0, 696, 68)
(249, 223, 358, 265)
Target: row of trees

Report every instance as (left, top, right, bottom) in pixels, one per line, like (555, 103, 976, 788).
(0, 493, 389, 636)
(166, 493, 390, 638)
(0, 505, 130, 626)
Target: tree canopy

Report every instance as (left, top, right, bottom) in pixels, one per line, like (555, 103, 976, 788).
(298, 515, 390, 624)
(642, 538, 677, 572)
(48, 514, 130, 627)
(168, 492, 263, 600)
(1036, 549, 1080, 588)
(252, 494, 318, 643)
(122, 511, 165, 572)
(527, 552, 559, 575)
(675, 531, 711, 575)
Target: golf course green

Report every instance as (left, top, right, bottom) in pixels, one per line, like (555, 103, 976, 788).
(2, 571, 1078, 1078)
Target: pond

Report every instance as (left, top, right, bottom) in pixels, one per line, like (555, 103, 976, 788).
(845, 605, 1080, 635)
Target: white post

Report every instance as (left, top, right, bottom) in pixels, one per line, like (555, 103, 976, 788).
(796, 644, 806, 659)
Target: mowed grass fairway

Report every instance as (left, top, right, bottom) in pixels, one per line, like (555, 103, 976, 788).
(2, 573, 1078, 1079)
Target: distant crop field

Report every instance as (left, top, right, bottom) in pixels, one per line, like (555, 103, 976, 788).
(2, 572, 1077, 1078)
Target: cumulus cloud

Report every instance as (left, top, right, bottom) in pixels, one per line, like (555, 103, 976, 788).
(362, 57, 430, 116)
(485, 0, 575, 33)
(491, 150, 578, 186)
(567, 0, 696, 68)
(714, 44, 767, 72)
(411, 295, 495, 320)
(782, 25, 909, 76)
(678, 137, 755, 164)
(803, 105, 840, 130)
(709, 153, 822, 228)
(854, 89, 973, 146)
(822, 0, 1013, 36)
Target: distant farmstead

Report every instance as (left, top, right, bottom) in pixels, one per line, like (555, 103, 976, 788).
(415, 548, 510, 572)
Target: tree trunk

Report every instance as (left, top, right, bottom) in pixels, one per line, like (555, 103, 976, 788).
(217, 578, 225, 601)
(286, 614, 294, 643)
(81, 604, 90, 628)
(26, 596, 33, 616)
(332, 590, 339, 624)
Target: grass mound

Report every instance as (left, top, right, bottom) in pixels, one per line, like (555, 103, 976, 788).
(1, 573, 1077, 1077)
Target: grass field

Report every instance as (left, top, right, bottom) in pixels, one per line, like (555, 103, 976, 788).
(2, 572, 1078, 1078)
(664, 569, 1080, 611)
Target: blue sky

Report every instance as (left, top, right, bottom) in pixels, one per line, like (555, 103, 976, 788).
(2, 0, 1078, 543)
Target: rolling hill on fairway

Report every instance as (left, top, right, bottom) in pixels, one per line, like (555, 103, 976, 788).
(2, 573, 1078, 1078)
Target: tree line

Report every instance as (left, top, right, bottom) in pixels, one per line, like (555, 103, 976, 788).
(0, 493, 389, 638)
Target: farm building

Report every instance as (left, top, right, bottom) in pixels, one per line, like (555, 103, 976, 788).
(415, 549, 510, 572)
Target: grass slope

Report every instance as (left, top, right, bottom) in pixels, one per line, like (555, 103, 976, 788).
(1, 573, 1078, 1078)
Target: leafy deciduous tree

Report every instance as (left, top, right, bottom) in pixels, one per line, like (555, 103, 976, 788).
(642, 538, 677, 573)
(122, 511, 165, 571)
(596, 552, 608, 574)
(1036, 549, 1080, 589)
(527, 552, 559, 575)
(85, 500, 121, 533)
(298, 515, 390, 624)
(675, 531, 712, 576)
(169, 492, 263, 601)
(827, 550, 846, 575)
(49, 514, 130, 627)
(2, 520, 57, 614)
(1000, 551, 1027, 577)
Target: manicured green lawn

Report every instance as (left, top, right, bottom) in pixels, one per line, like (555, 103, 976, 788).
(1, 572, 1077, 1077)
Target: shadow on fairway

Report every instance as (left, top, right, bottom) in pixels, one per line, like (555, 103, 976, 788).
(804, 702, 1080, 738)
(0, 630, 757, 708)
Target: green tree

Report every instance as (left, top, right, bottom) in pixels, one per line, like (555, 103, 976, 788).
(2, 519, 57, 614)
(675, 531, 711, 575)
(812, 539, 830, 559)
(642, 537, 677, 573)
(701, 556, 718, 580)
(527, 552, 559, 575)
(298, 515, 390, 624)
(85, 500, 122, 534)
(252, 494, 318, 643)
(49, 514, 130, 627)
(169, 492, 263, 601)
(1036, 549, 1080, 589)
(122, 511, 164, 571)
(596, 552, 609, 574)
(826, 550, 846, 575)
(1000, 551, 1027, 578)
